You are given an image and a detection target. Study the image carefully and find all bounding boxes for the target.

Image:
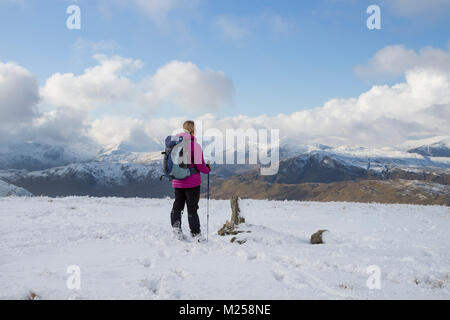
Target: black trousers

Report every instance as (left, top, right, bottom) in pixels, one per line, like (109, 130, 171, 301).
(171, 186, 201, 235)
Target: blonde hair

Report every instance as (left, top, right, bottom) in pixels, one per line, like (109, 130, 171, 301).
(183, 120, 195, 135)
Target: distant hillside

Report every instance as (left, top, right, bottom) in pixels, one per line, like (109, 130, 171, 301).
(206, 152, 450, 205)
(209, 178, 450, 206)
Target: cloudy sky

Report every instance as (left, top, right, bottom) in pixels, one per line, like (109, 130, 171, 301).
(0, 0, 449, 151)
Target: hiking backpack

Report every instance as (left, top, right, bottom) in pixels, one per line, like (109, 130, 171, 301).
(161, 135, 198, 181)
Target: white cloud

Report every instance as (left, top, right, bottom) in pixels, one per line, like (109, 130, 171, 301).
(31, 108, 92, 145)
(140, 61, 234, 111)
(89, 116, 144, 148)
(2, 47, 449, 152)
(131, 0, 178, 23)
(214, 14, 295, 40)
(354, 45, 450, 78)
(385, 0, 450, 17)
(73, 38, 119, 54)
(0, 62, 93, 147)
(213, 16, 251, 39)
(89, 67, 450, 150)
(263, 14, 296, 34)
(41, 55, 234, 113)
(88, 115, 184, 150)
(40, 55, 142, 111)
(112, 0, 200, 25)
(0, 60, 39, 128)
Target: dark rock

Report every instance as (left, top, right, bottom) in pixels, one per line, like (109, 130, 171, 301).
(310, 230, 328, 244)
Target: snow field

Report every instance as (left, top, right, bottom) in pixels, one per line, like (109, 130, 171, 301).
(0, 197, 449, 299)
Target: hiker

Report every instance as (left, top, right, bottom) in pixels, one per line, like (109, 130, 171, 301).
(169, 121, 211, 240)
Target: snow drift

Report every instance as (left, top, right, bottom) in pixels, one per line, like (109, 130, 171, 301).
(0, 197, 448, 300)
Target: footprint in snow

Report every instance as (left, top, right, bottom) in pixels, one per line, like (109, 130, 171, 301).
(172, 268, 188, 279)
(138, 258, 153, 268)
(158, 249, 170, 258)
(271, 270, 285, 282)
(246, 252, 257, 260)
(139, 277, 162, 296)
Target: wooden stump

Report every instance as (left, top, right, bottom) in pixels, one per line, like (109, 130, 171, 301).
(230, 195, 245, 225)
(218, 195, 249, 239)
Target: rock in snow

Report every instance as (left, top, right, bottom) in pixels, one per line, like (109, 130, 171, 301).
(310, 230, 328, 244)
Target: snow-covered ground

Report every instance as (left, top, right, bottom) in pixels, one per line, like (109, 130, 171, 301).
(0, 197, 449, 300)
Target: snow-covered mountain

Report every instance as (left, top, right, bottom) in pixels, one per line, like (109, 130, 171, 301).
(0, 141, 169, 197)
(281, 141, 450, 172)
(293, 147, 449, 173)
(95, 145, 163, 165)
(212, 138, 450, 179)
(402, 136, 450, 157)
(0, 160, 168, 198)
(0, 180, 33, 197)
(0, 142, 95, 171)
(0, 137, 449, 200)
(408, 143, 450, 158)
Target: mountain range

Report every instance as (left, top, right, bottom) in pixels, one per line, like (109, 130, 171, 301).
(0, 137, 449, 205)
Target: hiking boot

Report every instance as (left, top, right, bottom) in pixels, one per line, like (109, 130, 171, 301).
(173, 227, 185, 241)
(191, 233, 206, 243)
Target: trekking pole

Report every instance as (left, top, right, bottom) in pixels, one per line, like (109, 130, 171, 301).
(207, 172, 210, 243)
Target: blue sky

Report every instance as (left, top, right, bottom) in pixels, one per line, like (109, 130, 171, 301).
(1, 0, 449, 118)
(0, 0, 449, 149)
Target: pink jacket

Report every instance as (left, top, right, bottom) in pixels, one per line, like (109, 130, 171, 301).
(172, 132, 210, 189)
